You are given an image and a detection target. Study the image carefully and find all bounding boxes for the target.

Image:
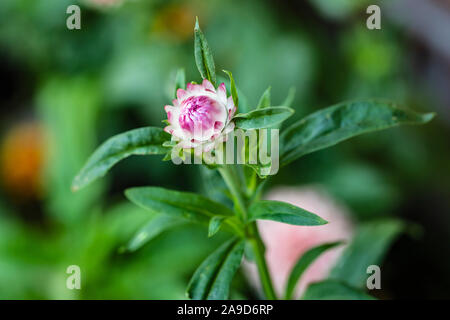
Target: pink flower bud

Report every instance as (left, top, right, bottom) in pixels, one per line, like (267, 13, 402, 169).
(244, 186, 354, 299)
(164, 79, 236, 151)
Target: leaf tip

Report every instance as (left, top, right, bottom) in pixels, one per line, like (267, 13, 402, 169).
(422, 112, 436, 123)
(124, 188, 135, 201)
(71, 178, 81, 192)
(194, 16, 200, 31)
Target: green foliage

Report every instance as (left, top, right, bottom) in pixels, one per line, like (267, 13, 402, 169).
(281, 100, 435, 166)
(59, 15, 434, 301)
(194, 17, 216, 86)
(1, 0, 440, 301)
(248, 200, 328, 226)
(330, 219, 404, 288)
(208, 216, 226, 237)
(72, 127, 169, 191)
(282, 87, 296, 108)
(223, 70, 239, 109)
(173, 68, 186, 99)
(257, 87, 271, 109)
(125, 187, 234, 225)
(234, 107, 294, 130)
(38, 76, 104, 225)
(124, 215, 185, 252)
(187, 238, 245, 300)
(285, 242, 343, 300)
(302, 280, 375, 300)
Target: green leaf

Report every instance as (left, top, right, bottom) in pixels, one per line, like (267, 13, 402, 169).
(281, 100, 435, 166)
(330, 219, 404, 288)
(246, 161, 273, 178)
(282, 87, 296, 108)
(223, 70, 238, 109)
(257, 87, 271, 109)
(248, 200, 328, 226)
(72, 127, 170, 191)
(187, 238, 245, 300)
(194, 17, 216, 86)
(208, 216, 225, 237)
(162, 140, 177, 147)
(125, 187, 234, 224)
(244, 240, 257, 262)
(284, 242, 343, 300)
(173, 68, 186, 99)
(236, 86, 251, 113)
(302, 280, 375, 300)
(125, 215, 185, 252)
(234, 107, 294, 130)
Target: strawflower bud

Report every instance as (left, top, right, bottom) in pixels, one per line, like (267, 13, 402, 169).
(164, 79, 236, 152)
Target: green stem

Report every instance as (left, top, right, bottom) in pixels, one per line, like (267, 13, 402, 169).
(218, 166, 247, 220)
(248, 225, 277, 300)
(219, 165, 277, 300)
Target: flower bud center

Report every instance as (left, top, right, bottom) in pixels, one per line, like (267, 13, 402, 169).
(179, 95, 220, 134)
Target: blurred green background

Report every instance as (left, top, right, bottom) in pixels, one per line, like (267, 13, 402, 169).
(0, 0, 449, 299)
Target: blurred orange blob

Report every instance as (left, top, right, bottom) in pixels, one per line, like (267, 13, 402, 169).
(152, 4, 196, 41)
(0, 122, 45, 199)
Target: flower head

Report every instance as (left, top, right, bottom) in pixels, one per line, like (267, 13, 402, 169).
(164, 79, 236, 152)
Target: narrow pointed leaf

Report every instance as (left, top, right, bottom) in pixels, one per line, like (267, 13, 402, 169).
(330, 219, 404, 288)
(125, 215, 185, 252)
(234, 107, 294, 130)
(208, 216, 225, 237)
(246, 161, 273, 178)
(72, 127, 170, 191)
(194, 17, 216, 86)
(281, 100, 435, 166)
(302, 280, 375, 300)
(125, 187, 234, 224)
(223, 70, 238, 108)
(187, 238, 245, 300)
(257, 87, 271, 109)
(285, 242, 343, 300)
(248, 200, 328, 226)
(173, 68, 186, 99)
(282, 87, 296, 108)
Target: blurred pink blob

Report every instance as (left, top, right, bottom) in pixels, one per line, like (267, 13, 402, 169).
(245, 186, 354, 299)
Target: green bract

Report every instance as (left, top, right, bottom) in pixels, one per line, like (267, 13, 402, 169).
(257, 87, 271, 109)
(234, 106, 294, 130)
(223, 70, 238, 109)
(194, 17, 216, 86)
(173, 68, 186, 99)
